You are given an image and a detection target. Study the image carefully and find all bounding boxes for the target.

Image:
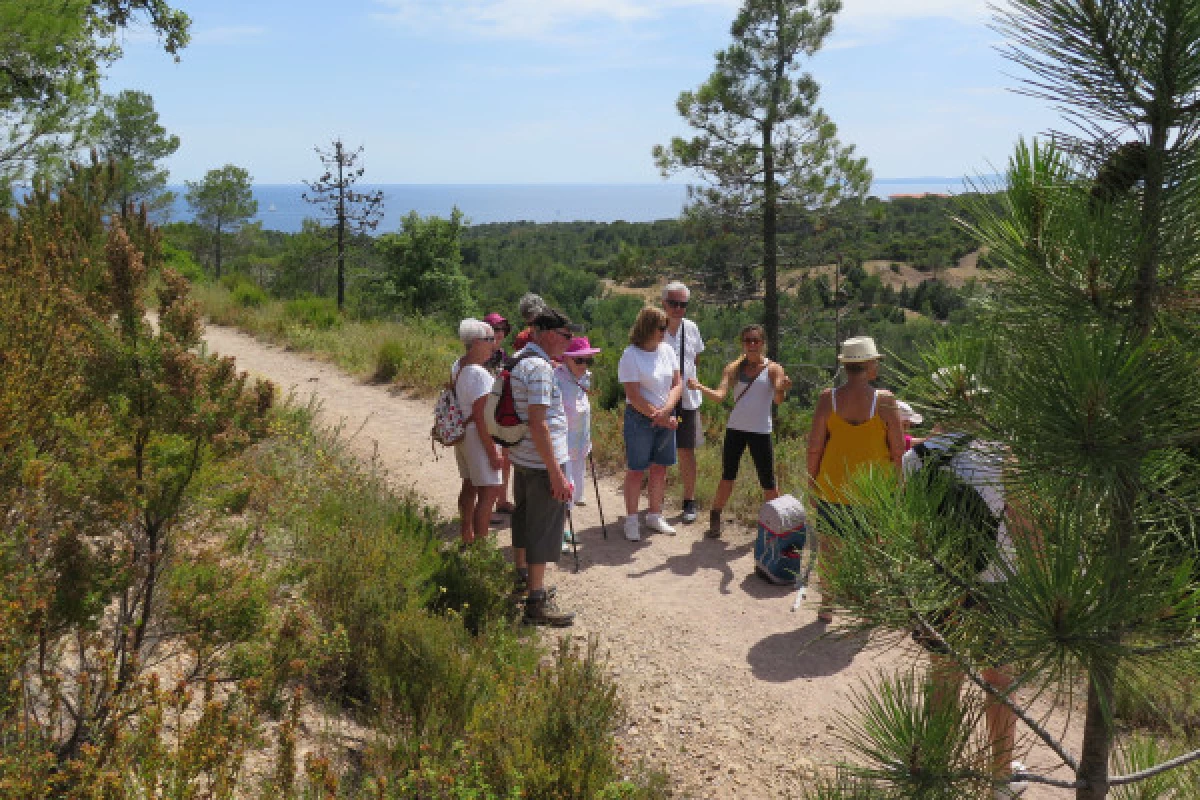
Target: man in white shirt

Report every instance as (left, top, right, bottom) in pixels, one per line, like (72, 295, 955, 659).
(662, 280, 705, 523)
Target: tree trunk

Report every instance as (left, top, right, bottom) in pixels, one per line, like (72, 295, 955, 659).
(1077, 660, 1116, 799)
(336, 143, 346, 312)
(214, 217, 223, 280)
(763, 125, 778, 361)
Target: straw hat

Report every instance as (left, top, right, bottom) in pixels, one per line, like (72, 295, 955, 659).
(838, 336, 882, 363)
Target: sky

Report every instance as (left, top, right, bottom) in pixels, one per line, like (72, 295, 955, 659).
(102, 0, 1063, 185)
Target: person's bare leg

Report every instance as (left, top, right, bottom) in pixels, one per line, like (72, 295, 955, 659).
(647, 464, 667, 514)
(679, 447, 697, 502)
(982, 666, 1017, 777)
(929, 654, 965, 713)
(527, 562, 547, 595)
(624, 470, 644, 516)
(472, 486, 499, 544)
(458, 479, 476, 544)
(711, 478, 735, 511)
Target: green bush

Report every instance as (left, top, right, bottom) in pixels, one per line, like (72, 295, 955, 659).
(283, 296, 341, 331)
(232, 281, 267, 308)
(374, 338, 405, 383)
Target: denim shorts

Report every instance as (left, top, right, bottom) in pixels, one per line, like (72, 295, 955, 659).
(624, 405, 677, 471)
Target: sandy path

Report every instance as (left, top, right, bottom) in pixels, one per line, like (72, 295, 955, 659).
(202, 322, 1077, 799)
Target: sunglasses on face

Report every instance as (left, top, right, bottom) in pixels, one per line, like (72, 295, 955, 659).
(571, 357, 594, 366)
(666, 300, 688, 309)
(657, 324, 668, 332)
(478, 336, 496, 342)
(555, 329, 573, 339)
(743, 337, 763, 345)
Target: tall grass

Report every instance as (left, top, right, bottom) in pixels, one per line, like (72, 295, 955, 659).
(193, 283, 459, 393)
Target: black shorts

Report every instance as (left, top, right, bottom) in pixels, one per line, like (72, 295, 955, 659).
(721, 428, 776, 489)
(511, 465, 567, 565)
(676, 407, 701, 450)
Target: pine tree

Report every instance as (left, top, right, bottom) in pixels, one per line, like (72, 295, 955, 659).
(811, 2, 1200, 798)
(654, 0, 870, 359)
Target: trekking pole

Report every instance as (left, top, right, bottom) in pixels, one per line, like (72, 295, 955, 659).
(588, 451, 608, 539)
(566, 506, 580, 573)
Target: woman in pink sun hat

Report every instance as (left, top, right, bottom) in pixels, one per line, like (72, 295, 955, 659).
(554, 336, 601, 551)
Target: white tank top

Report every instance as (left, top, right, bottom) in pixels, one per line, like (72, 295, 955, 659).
(727, 359, 774, 434)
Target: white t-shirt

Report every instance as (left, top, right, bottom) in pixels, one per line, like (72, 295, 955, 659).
(664, 318, 705, 411)
(901, 433, 1012, 583)
(451, 359, 493, 428)
(617, 343, 678, 410)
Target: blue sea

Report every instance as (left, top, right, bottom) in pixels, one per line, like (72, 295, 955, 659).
(163, 178, 987, 234)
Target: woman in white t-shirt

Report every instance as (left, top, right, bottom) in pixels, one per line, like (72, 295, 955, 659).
(451, 318, 504, 546)
(617, 306, 681, 541)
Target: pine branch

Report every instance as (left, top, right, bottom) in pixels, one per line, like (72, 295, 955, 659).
(911, 612, 1082, 774)
(1110, 746, 1200, 785)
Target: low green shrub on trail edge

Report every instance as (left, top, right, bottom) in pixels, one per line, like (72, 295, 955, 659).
(208, 403, 670, 798)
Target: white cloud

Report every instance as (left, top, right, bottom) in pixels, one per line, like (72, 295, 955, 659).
(371, 0, 734, 40)
(371, 0, 990, 44)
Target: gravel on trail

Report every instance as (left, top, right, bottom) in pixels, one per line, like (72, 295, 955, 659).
(202, 322, 1077, 799)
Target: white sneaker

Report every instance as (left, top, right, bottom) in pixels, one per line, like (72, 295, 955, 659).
(561, 530, 573, 553)
(994, 761, 1029, 799)
(624, 516, 641, 541)
(645, 513, 676, 535)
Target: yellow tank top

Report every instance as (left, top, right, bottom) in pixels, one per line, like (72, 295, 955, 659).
(815, 389, 891, 504)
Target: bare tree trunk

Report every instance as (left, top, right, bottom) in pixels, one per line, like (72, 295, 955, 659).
(214, 217, 223, 280)
(763, 127, 778, 361)
(336, 141, 347, 311)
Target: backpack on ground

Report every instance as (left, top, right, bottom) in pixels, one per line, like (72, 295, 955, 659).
(431, 365, 470, 449)
(485, 352, 539, 448)
(909, 436, 1003, 577)
(754, 494, 809, 585)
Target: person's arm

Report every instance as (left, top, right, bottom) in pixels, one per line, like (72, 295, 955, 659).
(472, 394, 503, 469)
(875, 390, 906, 471)
(769, 362, 792, 405)
(623, 382, 659, 418)
(690, 361, 734, 403)
(654, 370, 682, 427)
(527, 404, 571, 501)
(806, 389, 834, 490)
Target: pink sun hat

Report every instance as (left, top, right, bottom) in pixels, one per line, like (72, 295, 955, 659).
(565, 336, 601, 357)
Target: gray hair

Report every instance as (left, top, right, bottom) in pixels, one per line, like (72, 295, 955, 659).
(662, 281, 690, 301)
(458, 318, 494, 347)
(518, 292, 547, 319)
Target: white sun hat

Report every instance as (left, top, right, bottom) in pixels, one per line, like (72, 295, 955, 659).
(838, 336, 882, 363)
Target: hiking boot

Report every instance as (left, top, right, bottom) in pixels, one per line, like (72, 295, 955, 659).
(993, 762, 1029, 799)
(681, 499, 698, 524)
(624, 515, 641, 542)
(706, 510, 722, 538)
(523, 589, 575, 627)
(645, 513, 676, 535)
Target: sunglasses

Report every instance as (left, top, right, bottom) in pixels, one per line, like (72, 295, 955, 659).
(743, 337, 763, 345)
(571, 357, 594, 366)
(666, 300, 688, 309)
(478, 336, 496, 342)
(555, 329, 573, 339)
(657, 324, 668, 332)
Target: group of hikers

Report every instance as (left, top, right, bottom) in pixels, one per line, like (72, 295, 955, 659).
(447, 282, 1030, 799)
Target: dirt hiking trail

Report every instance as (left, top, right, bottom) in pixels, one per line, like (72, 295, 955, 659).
(203, 322, 1078, 799)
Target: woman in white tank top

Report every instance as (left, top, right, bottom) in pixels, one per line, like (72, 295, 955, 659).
(688, 324, 792, 537)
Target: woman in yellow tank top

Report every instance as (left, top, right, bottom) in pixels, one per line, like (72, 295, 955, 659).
(805, 337, 905, 621)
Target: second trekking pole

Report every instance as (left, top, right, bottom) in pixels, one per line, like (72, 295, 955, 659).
(588, 451, 608, 539)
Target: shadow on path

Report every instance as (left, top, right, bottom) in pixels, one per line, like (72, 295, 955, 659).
(626, 536, 754, 595)
(747, 621, 866, 683)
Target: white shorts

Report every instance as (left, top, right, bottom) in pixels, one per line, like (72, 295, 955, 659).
(455, 423, 503, 487)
